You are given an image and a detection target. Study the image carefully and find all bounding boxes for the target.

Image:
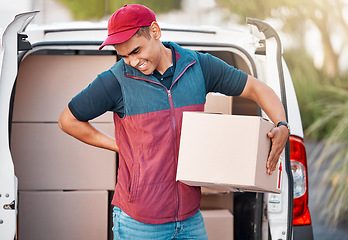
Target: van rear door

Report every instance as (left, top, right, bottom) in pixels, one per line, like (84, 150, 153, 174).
(0, 11, 38, 240)
(247, 18, 294, 240)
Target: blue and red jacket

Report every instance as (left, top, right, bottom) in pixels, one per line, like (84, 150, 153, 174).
(110, 42, 206, 224)
(69, 41, 247, 224)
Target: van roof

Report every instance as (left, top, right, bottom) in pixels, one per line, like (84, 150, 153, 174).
(25, 21, 258, 50)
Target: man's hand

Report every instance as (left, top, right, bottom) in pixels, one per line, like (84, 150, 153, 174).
(239, 75, 289, 175)
(59, 106, 119, 152)
(266, 126, 289, 175)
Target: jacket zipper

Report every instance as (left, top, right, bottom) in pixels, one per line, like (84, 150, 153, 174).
(166, 88, 180, 221)
(168, 61, 196, 222)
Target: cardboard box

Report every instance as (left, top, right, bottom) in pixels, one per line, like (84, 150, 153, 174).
(200, 192, 234, 213)
(18, 190, 108, 240)
(201, 209, 233, 240)
(11, 123, 116, 190)
(204, 92, 233, 115)
(177, 112, 281, 193)
(13, 54, 115, 123)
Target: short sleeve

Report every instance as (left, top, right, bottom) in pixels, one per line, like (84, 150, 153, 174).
(68, 70, 124, 121)
(198, 52, 248, 96)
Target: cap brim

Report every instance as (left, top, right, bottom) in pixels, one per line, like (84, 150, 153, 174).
(99, 27, 140, 50)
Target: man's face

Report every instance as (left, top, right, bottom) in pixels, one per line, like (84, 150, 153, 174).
(114, 32, 161, 75)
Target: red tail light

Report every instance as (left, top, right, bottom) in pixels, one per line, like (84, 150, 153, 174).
(289, 135, 312, 226)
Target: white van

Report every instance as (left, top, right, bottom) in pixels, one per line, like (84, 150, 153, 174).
(0, 11, 313, 240)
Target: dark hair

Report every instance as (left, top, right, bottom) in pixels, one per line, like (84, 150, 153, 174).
(134, 26, 151, 39)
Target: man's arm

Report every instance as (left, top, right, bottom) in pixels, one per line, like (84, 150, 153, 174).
(58, 106, 119, 152)
(240, 75, 289, 175)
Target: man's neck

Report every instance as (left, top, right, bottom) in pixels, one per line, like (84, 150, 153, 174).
(156, 45, 173, 75)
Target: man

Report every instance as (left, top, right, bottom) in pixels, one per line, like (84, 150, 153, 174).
(58, 4, 289, 240)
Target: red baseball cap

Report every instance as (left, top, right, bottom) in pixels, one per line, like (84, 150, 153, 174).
(99, 4, 156, 50)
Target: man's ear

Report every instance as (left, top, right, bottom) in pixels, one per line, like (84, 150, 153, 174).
(150, 22, 161, 40)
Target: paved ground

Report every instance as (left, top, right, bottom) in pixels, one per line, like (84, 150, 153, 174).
(305, 142, 348, 240)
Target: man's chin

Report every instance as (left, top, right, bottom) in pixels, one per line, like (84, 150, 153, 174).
(139, 68, 153, 76)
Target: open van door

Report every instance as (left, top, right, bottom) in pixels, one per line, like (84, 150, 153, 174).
(247, 18, 313, 240)
(246, 18, 294, 240)
(0, 11, 38, 240)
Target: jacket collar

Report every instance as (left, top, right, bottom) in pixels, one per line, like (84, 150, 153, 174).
(122, 41, 196, 81)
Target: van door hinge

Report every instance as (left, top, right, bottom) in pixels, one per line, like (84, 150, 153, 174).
(18, 33, 32, 51)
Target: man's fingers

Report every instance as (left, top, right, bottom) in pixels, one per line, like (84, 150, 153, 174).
(267, 131, 273, 139)
(267, 127, 277, 139)
(267, 143, 282, 175)
(266, 125, 289, 175)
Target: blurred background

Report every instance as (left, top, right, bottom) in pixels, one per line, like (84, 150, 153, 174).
(1, 0, 348, 239)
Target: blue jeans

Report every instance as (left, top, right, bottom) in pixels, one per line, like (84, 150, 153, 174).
(112, 206, 208, 240)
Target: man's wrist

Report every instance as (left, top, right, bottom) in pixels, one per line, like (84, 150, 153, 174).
(276, 121, 290, 134)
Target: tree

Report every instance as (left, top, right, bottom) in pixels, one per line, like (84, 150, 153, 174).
(215, 0, 348, 77)
(57, 0, 182, 21)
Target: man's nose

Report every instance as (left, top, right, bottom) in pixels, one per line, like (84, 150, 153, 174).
(128, 55, 139, 67)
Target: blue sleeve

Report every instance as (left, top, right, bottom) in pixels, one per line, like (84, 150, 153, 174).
(68, 70, 124, 121)
(198, 52, 248, 96)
